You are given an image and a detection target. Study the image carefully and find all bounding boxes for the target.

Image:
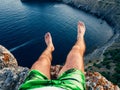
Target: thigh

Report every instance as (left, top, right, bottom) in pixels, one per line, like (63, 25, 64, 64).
(58, 68, 86, 90)
(31, 59, 51, 79)
(59, 55, 84, 76)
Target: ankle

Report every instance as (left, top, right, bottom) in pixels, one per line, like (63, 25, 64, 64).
(77, 36, 84, 41)
(76, 38, 84, 44)
(73, 45, 81, 50)
(47, 45, 54, 52)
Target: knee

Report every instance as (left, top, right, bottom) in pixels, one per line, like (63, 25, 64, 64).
(72, 46, 85, 56)
(39, 57, 51, 65)
(72, 45, 80, 50)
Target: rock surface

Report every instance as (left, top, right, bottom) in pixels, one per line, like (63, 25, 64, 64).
(0, 45, 18, 69)
(0, 45, 29, 90)
(0, 45, 119, 90)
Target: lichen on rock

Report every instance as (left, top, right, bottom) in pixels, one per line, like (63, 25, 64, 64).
(0, 45, 29, 90)
(0, 45, 18, 69)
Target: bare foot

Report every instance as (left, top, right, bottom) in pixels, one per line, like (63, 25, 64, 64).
(45, 32, 54, 51)
(77, 21, 86, 40)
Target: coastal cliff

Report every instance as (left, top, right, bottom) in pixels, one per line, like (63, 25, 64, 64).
(56, 0, 120, 87)
(57, 0, 120, 60)
(58, 0, 120, 30)
(0, 45, 119, 90)
(1, 0, 120, 89)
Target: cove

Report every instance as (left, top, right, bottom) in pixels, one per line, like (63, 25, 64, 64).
(0, 0, 113, 68)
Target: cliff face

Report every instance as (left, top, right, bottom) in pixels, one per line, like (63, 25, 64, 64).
(55, 0, 120, 63)
(0, 45, 119, 90)
(0, 45, 29, 90)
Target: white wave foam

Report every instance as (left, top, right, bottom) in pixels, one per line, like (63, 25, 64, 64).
(9, 40, 34, 52)
(53, 4, 65, 8)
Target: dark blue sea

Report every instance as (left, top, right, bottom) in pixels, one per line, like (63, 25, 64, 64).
(0, 0, 113, 68)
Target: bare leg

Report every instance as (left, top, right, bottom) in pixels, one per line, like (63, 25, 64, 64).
(59, 21, 86, 75)
(31, 32, 54, 79)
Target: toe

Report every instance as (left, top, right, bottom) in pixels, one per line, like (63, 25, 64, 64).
(45, 32, 50, 39)
(78, 21, 84, 26)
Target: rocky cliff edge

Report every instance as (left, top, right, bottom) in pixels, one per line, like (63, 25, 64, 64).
(0, 45, 119, 90)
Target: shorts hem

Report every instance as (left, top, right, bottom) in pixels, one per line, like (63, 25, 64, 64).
(57, 68, 85, 79)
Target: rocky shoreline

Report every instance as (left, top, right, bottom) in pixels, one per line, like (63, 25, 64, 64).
(55, 0, 120, 87)
(0, 45, 119, 90)
(57, 0, 120, 67)
(85, 31, 119, 68)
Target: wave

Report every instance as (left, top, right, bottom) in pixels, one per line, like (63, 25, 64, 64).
(9, 39, 34, 52)
(53, 4, 66, 8)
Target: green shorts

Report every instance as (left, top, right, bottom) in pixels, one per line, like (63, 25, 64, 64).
(19, 68, 86, 90)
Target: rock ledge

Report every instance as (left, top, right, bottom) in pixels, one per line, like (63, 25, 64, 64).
(0, 45, 119, 90)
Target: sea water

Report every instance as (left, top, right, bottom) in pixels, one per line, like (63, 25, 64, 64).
(0, 0, 113, 67)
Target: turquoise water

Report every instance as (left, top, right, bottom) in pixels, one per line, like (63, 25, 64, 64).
(0, 0, 113, 67)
